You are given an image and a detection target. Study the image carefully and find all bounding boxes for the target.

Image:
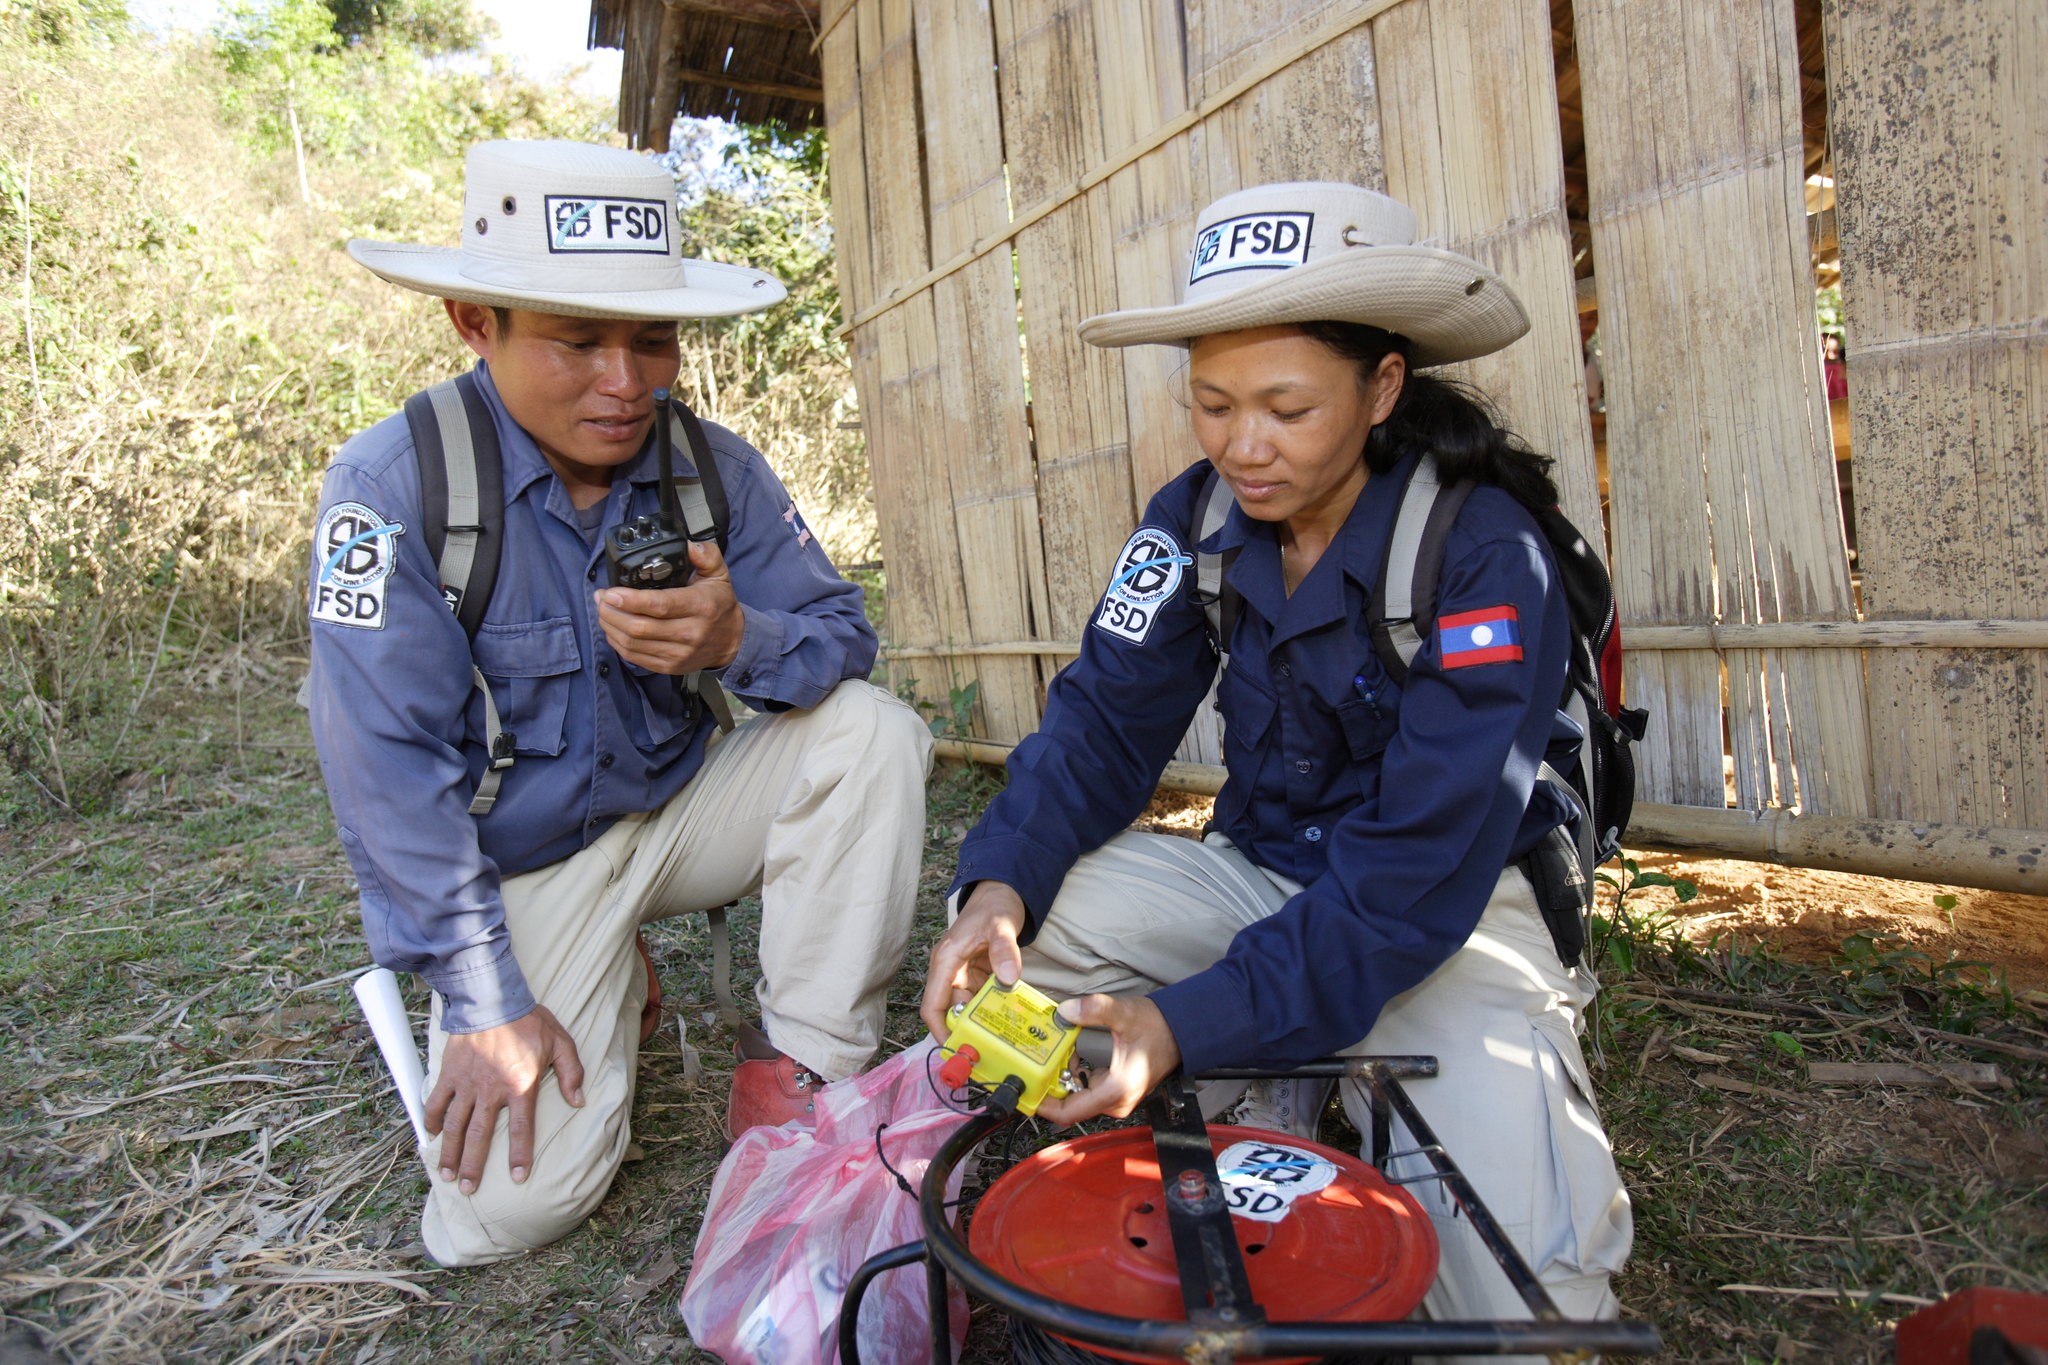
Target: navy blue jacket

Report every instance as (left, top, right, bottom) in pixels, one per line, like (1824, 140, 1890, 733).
(950, 452, 1576, 1073)
(307, 363, 874, 1032)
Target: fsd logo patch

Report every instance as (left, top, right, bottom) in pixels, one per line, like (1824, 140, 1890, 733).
(544, 195, 671, 255)
(311, 501, 403, 631)
(1093, 527, 1190, 645)
(1216, 1139, 1340, 1224)
(1190, 211, 1315, 286)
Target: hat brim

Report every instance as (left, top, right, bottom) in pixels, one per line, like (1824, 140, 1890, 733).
(346, 241, 786, 320)
(1077, 245, 1528, 368)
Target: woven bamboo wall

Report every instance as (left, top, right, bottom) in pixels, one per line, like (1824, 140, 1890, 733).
(818, 0, 2048, 889)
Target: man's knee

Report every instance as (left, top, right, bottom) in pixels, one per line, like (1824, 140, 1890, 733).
(422, 1148, 620, 1267)
(800, 680, 934, 783)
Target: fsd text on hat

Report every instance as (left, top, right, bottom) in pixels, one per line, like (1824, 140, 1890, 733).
(347, 141, 785, 322)
(1078, 182, 1527, 368)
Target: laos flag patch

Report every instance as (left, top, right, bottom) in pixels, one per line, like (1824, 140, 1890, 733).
(1439, 605, 1522, 668)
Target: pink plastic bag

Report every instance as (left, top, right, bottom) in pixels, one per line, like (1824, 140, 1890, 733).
(679, 1040, 970, 1364)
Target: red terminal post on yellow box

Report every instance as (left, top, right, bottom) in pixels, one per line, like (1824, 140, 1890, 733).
(939, 977, 1082, 1115)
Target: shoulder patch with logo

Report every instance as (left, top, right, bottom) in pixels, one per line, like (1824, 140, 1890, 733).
(1438, 605, 1523, 668)
(311, 501, 404, 631)
(1093, 527, 1190, 645)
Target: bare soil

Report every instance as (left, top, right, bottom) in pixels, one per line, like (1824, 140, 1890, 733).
(1627, 848, 2048, 995)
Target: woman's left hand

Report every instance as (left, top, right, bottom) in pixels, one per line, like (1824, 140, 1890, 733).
(1036, 994, 1183, 1125)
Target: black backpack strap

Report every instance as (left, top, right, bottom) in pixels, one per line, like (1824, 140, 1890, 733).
(670, 399, 729, 553)
(404, 373, 511, 813)
(1371, 455, 1475, 686)
(665, 398, 735, 731)
(404, 372, 503, 637)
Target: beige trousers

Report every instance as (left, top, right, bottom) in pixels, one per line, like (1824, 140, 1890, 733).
(420, 680, 933, 1267)
(1008, 830, 1633, 1364)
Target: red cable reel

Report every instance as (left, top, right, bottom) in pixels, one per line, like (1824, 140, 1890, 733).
(967, 1125, 1440, 1365)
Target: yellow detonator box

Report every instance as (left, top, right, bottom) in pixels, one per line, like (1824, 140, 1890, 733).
(938, 977, 1082, 1115)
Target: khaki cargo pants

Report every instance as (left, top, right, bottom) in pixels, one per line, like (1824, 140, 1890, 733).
(998, 830, 1634, 1365)
(419, 680, 933, 1267)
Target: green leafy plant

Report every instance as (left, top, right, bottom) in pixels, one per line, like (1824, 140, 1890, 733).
(919, 679, 979, 739)
(1590, 856, 1699, 976)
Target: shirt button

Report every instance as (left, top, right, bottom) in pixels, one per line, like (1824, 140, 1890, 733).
(599, 753, 615, 769)
(1276, 662, 1293, 679)
(598, 660, 611, 678)
(1303, 826, 1323, 843)
(736, 672, 753, 688)
(1295, 759, 1312, 774)
(587, 565, 598, 581)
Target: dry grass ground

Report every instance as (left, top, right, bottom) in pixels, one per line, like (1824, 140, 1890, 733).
(3, 697, 2044, 1364)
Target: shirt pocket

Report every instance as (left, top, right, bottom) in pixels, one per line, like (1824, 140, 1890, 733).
(1334, 695, 1398, 763)
(630, 672, 699, 750)
(472, 616, 579, 757)
(1218, 666, 1277, 756)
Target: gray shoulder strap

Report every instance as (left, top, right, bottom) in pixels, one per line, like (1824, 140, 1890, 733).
(665, 410, 732, 733)
(1194, 471, 1236, 663)
(416, 379, 510, 814)
(426, 380, 483, 612)
(468, 665, 515, 815)
(1372, 455, 1477, 685)
(706, 905, 746, 1030)
(418, 382, 510, 815)
(1375, 456, 1444, 673)
(673, 475, 716, 543)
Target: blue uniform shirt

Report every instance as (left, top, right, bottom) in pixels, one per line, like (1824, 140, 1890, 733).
(307, 363, 875, 1033)
(951, 452, 1577, 1073)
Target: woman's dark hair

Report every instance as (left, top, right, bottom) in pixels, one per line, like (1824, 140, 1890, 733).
(1297, 319, 1560, 512)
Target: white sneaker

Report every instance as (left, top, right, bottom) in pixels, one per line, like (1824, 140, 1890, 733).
(1229, 1076, 1334, 1140)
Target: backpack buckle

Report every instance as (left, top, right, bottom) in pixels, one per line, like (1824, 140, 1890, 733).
(488, 732, 517, 768)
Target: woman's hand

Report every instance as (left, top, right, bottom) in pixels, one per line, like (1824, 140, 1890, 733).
(920, 881, 1029, 1042)
(1035, 994, 1182, 1125)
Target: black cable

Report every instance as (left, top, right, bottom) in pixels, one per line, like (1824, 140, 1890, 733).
(1008, 1318, 1389, 1365)
(873, 1119, 970, 1211)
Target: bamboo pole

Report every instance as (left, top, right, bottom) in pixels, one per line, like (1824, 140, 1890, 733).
(930, 740, 2048, 896)
(881, 619, 2048, 661)
(1625, 622, 2048, 651)
(647, 0, 688, 153)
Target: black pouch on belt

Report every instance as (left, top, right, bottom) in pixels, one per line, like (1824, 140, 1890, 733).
(1516, 822, 1591, 968)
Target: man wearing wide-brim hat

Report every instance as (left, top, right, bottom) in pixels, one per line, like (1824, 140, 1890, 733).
(308, 140, 932, 1267)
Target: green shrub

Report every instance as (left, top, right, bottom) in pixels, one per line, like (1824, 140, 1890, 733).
(0, 12, 865, 816)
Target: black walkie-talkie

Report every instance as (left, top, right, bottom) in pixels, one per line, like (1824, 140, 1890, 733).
(606, 388, 695, 589)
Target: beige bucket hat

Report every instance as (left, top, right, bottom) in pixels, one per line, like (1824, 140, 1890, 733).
(1078, 182, 1527, 367)
(347, 140, 786, 321)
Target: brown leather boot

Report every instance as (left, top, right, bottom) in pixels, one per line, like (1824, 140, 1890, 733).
(722, 1020, 821, 1143)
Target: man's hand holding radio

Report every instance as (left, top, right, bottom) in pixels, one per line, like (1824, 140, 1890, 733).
(594, 539, 744, 674)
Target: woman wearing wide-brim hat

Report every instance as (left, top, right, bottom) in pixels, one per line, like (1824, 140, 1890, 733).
(921, 182, 1633, 1346)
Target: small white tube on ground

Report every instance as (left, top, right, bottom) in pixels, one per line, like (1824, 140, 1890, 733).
(352, 967, 429, 1146)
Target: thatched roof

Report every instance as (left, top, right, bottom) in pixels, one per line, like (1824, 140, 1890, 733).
(589, 0, 823, 150)
(593, 0, 1836, 282)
